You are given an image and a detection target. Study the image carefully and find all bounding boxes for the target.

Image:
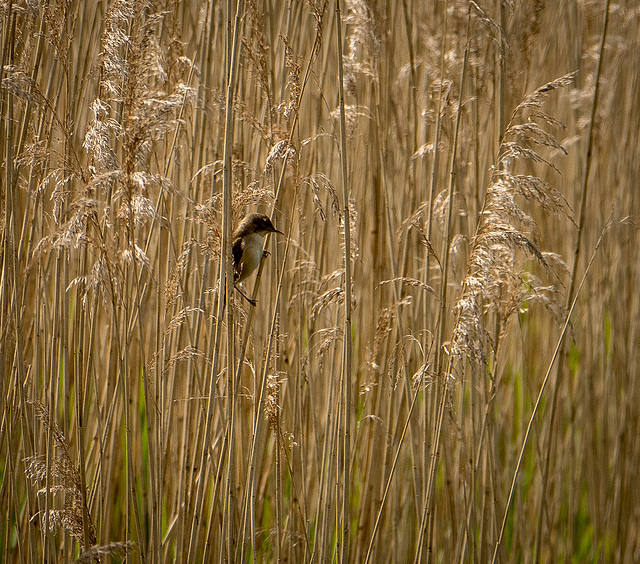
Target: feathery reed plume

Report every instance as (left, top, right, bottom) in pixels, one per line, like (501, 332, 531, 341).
(451, 73, 575, 365)
(280, 34, 302, 119)
(75, 541, 136, 563)
(85, 0, 194, 238)
(265, 373, 283, 431)
(24, 401, 96, 550)
(343, 0, 380, 94)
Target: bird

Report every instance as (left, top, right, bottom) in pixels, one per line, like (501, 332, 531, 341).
(232, 212, 283, 305)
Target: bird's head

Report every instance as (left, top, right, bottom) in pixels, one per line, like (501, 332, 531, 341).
(233, 213, 283, 239)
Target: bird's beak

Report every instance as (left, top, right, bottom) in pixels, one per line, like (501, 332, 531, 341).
(272, 227, 284, 236)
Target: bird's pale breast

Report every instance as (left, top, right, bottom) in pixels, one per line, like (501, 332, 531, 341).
(236, 232, 266, 283)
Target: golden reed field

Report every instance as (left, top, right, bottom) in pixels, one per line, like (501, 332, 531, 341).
(1, 0, 639, 562)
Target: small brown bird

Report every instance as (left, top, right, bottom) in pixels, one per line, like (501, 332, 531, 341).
(232, 212, 283, 305)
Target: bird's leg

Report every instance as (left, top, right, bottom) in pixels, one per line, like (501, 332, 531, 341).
(234, 284, 257, 306)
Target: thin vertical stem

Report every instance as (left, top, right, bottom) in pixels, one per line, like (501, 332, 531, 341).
(335, 0, 352, 561)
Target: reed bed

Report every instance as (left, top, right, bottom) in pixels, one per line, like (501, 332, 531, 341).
(1, 0, 639, 562)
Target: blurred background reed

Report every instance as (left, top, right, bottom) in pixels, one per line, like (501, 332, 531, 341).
(1, 0, 639, 562)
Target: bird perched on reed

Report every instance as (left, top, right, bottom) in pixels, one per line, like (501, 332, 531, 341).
(232, 212, 283, 305)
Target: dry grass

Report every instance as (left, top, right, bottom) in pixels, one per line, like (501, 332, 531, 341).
(1, 0, 639, 562)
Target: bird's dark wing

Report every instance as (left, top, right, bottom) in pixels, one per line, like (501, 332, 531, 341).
(232, 236, 243, 281)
